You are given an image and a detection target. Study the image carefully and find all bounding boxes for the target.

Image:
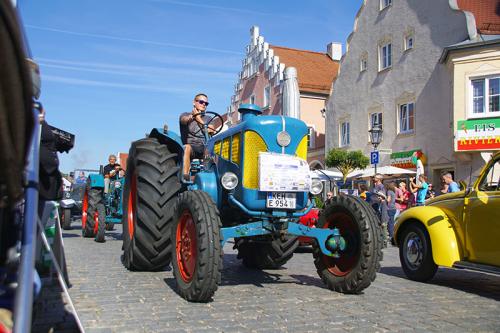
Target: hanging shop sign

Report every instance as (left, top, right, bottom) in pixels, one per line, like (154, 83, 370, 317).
(390, 149, 425, 169)
(456, 118, 500, 151)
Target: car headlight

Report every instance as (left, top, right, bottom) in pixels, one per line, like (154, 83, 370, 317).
(221, 172, 238, 190)
(310, 178, 323, 195)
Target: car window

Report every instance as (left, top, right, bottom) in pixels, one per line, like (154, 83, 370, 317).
(478, 159, 500, 192)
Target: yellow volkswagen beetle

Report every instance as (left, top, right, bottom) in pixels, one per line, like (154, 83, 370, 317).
(394, 152, 500, 281)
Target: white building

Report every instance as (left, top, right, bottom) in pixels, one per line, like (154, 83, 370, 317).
(326, 0, 500, 185)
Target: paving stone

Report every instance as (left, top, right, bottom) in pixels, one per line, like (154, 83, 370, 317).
(33, 222, 500, 332)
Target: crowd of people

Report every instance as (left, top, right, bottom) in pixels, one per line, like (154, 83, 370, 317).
(323, 172, 461, 243)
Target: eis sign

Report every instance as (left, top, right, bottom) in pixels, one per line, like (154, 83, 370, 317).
(456, 118, 500, 151)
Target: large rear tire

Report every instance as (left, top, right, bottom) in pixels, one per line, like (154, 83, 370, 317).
(81, 187, 103, 238)
(172, 191, 222, 302)
(122, 138, 181, 271)
(313, 195, 383, 294)
(235, 235, 298, 269)
(61, 208, 72, 230)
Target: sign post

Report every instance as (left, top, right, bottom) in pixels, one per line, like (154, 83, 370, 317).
(370, 151, 379, 174)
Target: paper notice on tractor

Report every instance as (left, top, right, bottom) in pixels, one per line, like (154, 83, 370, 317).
(258, 152, 311, 192)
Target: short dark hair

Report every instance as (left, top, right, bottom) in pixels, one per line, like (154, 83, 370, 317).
(194, 93, 207, 100)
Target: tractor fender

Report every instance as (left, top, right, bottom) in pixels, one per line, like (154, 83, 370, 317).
(193, 171, 220, 206)
(149, 128, 184, 165)
(394, 206, 461, 267)
(59, 199, 76, 208)
(88, 174, 104, 188)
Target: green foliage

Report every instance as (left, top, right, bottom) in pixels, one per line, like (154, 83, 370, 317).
(314, 195, 324, 209)
(325, 148, 369, 185)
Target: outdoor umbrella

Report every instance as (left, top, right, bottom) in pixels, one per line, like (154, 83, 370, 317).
(347, 166, 416, 178)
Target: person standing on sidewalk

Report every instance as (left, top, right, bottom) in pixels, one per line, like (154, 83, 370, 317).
(441, 172, 460, 193)
(386, 182, 397, 240)
(410, 174, 429, 206)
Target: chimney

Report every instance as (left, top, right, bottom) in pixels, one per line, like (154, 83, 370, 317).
(327, 42, 342, 61)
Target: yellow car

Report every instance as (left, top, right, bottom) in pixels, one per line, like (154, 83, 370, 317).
(394, 152, 500, 281)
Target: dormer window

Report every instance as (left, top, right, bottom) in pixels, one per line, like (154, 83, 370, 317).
(380, 0, 392, 11)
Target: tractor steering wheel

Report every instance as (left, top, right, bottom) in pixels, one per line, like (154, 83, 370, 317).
(188, 111, 224, 139)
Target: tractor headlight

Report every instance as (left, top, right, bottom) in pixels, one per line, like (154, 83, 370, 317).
(310, 178, 323, 195)
(221, 172, 238, 190)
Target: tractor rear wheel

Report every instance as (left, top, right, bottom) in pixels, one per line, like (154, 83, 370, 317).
(122, 138, 181, 271)
(61, 208, 72, 230)
(235, 235, 299, 269)
(171, 191, 222, 302)
(94, 202, 106, 243)
(313, 195, 383, 294)
(81, 187, 103, 238)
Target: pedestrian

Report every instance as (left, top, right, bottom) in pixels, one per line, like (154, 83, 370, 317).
(358, 184, 368, 201)
(425, 183, 436, 199)
(410, 174, 429, 206)
(441, 172, 460, 193)
(386, 182, 397, 240)
(395, 181, 410, 214)
(75, 171, 86, 184)
(370, 174, 389, 242)
(324, 191, 333, 206)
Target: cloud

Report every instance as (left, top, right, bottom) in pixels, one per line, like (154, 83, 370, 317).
(26, 24, 243, 55)
(42, 74, 190, 93)
(37, 58, 236, 80)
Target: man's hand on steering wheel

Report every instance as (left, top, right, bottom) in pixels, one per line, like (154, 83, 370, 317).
(188, 111, 224, 138)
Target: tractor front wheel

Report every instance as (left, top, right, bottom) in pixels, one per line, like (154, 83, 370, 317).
(171, 191, 222, 302)
(313, 195, 383, 294)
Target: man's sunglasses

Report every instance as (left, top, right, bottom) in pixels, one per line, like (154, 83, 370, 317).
(196, 100, 209, 106)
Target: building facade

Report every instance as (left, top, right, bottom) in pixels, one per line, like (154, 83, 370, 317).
(228, 26, 340, 168)
(326, 0, 500, 185)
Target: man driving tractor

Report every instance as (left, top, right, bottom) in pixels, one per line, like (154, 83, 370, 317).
(179, 93, 214, 181)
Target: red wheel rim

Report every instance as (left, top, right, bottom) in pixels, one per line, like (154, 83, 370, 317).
(127, 172, 137, 240)
(322, 212, 360, 277)
(176, 210, 197, 283)
(93, 210, 100, 234)
(82, 189, 89, 229)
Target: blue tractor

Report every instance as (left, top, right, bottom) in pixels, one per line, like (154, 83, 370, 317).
(121, 105, 383, 302)
(81, 173, 124, 242)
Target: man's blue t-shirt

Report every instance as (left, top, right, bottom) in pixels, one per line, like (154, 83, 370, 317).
(448, 181, 460, 193)
(416, 182, 428, 203)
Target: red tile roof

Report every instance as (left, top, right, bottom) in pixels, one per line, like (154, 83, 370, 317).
(271, 45, 339, 95)
(457, 0, 500, 35)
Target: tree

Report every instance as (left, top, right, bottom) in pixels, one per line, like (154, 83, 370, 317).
(325, 148, 369, 186)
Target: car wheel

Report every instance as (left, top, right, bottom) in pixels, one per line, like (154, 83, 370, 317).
(399, 223, 438, 282)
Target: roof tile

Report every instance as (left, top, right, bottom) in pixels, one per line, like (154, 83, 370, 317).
(271, 45, 339, 95)
(457, 0, 500, 35)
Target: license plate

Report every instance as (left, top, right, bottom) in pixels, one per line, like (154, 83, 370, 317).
(266, 192, 296, 209)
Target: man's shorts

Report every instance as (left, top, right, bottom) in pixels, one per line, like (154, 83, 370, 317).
(189, 143, 205, 159)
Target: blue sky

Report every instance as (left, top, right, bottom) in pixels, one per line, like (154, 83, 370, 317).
(18, 0, 362, 174)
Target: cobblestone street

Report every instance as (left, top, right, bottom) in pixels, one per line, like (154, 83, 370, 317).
(36, 222, 500, 333)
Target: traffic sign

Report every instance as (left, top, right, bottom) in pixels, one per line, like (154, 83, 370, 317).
(370, 151, 379, 165)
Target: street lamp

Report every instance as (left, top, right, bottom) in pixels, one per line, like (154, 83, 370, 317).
(368, 123, 383, 174)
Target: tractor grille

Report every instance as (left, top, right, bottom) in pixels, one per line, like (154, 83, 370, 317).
(243, 130, 268, 189)
(231, 133, 241, 165)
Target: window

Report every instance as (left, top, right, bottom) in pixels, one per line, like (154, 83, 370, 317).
(470, 77, 500, 117)
(379, 43, 392, 70)
(370, 112, 383, 130)
(479, 159, 499, 192)
(249, 94, 256, 104)
(380, 0, 392, 10)
(307, 126, 315, 149)
(404, 35, 414, 51)
(360, 57, 367, 72)
(340, 122, 350, 147)
(263, 85, 271, 108)
(399, 103, 415, 134)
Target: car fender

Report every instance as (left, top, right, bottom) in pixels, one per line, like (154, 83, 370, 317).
(394, 206, 461, 267)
